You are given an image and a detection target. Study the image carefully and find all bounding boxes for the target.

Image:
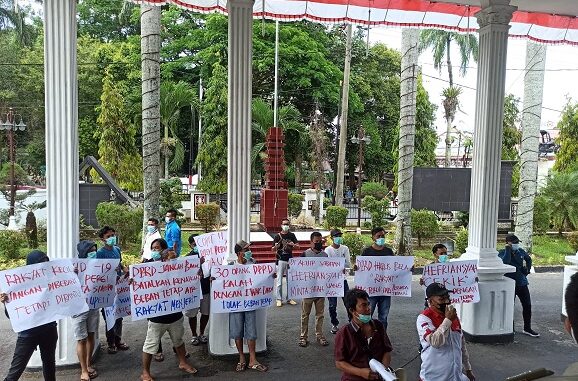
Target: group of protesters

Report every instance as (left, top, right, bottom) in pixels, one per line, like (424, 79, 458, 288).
(0, 211, 555, 381)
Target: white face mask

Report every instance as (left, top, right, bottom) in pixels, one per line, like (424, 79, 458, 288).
(511, 243, 520, 251)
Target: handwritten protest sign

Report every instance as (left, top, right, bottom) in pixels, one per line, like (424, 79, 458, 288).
(211, 263, 275, 313)
(288, 257, 345, 299)
(130, 257, 201, 321)
(355, 256, 414, 297)
(195, 231, 228, 269)
(104, 276, 131, 330)
(422, 260, 479, 304)
(74, 259, 118, 309)
(0, 259, 88, 332)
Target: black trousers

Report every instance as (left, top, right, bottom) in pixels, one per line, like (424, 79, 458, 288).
(4, 325, 58, 381)
(515, 284, 532, 330)
(101, 309, 123, 347)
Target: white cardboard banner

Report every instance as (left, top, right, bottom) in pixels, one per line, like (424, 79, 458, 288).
(194, 231, 228, 270)
(354, 256, 414, 297)
(130, 258, 201, 321)
(288, 257, 345, 299)
(422, 260, 480, 304)
(103, 275, 132, 330)
(0, 259, 88, 332)
(74, 259, 118, 309)
(211, 263, 275, 313)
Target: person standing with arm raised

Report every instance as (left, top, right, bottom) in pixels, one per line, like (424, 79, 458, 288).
(272, 218, 298, 307)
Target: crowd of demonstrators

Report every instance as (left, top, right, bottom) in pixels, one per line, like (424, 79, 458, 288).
(499, 234, 540, 338)
(325, 229, 352, 334)
(272, 218, 298, 307)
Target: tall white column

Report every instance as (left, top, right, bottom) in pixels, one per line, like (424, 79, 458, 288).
(36, 0, 79, 366)
(458, 0, 517, 343)
(210, 0, 267, 356)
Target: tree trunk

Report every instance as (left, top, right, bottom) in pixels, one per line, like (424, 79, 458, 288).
(164, 124, 169, 179)
(394, 29, 419, 256)
(446, 35, 453, 87)
(514, 42, 546, 253)
(335, 24, 352, 207)
(141, 4, 161, 239)
(295, 153, 303, 193)
(444, 116, 453, 167)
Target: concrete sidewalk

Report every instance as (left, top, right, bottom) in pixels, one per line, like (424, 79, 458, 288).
(0, 272, 575, 380)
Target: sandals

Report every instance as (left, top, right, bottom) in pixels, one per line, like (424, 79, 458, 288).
(317, 336, 329, 346)
(107, 346, 117, 354)
(191, 336, 200, 346)
(199, 335, 208, 344)
(236, 362, 246, 372)
(298, 337, 308, 347)
(248, 363, 268, 372)
(116, 342, 129, 351)
(153, 353, 164, 362)
(88, 368, 98, 379)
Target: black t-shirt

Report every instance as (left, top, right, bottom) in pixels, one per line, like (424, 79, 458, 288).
(274, 231, 298, 261)
(149, 311, 183, 324)
(186, 250, 211, 294)
(361, 246, 394, 257)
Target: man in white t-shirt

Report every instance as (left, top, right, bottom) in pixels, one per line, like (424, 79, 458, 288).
(141, 218, 162, 261)
(325, 229, 351, 334)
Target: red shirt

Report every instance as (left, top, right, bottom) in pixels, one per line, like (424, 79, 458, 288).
(334, 320, 393, 381)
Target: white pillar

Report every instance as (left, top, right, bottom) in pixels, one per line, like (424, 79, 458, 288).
(209, 0, 267, 355)
(33, 0, 79, 367)
(458, 0, 517, 343)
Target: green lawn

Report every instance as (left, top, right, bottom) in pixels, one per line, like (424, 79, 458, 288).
(531, 234, 575, 266)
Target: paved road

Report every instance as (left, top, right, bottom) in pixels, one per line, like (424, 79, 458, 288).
(0, 272, 575, 380)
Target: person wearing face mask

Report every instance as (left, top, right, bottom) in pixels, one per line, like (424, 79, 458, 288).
(164, 209, 182, 256)
(417, 283, 475, 381)
(184, 235, 211, 346)
(141, 218, 162, 262)
(272, 218, 299, 307)
(326, 229, 352, 334)
(299, 231, 330, 347)
(357, 227, 394, 330)
(96, 226, 130, 354)
(334, 288, 394, 381)
(498, 234, 539, 338)
(419, 244, 448, 287)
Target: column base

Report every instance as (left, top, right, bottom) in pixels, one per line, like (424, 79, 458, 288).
(208, 309, 268, 355)
(463, 331, 514, 344)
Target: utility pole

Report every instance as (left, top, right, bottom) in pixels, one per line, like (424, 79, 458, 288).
(351, 126, 371, 228)
(335, 24, 352, 207)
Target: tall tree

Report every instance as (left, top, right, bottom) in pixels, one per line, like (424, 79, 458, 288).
(419, 29, 478, 167)
(394, 28, 419, 256)
(0, 0, 36, 46)
(515, 42, 547, 253)
(553, 100, 578, 173)
(141, 3, 161, 230)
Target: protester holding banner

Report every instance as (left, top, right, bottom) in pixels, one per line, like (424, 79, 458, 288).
(419, 244, 448, 296)
(164, 209, 182, 256)
(326, 229, 351, 334)
(96, 226, 129, 354)
(272, 218, 299, 307)
(299, 231, 330, 347)
(229, 240, 269, 372)
(358, 227, 394, 330)
(1, 250, 58, 381)
(140, 248, 198, 381)
(335, 288, 393, 381)
(417, 283, 475, 381)
(185, 234, 211, 346)
(141, 218, 162, 261)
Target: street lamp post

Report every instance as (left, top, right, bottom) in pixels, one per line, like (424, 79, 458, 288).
(0, 108, 26, 229)
(351, 126, 371, 228)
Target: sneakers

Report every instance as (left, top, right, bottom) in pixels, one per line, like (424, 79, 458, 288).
(330, 325, 339, 334)
(288, 300, 298, 305)
(522, 328, 540, 337)
(276, 300, 282, 307)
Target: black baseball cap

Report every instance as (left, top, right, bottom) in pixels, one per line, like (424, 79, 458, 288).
(426, 283, 450, 298)
(330, 229, 342, 237)
(234, 240, 251, 253)
(505, 234, 521, 244)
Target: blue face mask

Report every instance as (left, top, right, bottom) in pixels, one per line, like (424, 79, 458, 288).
(151, 251, 161, 261)
(375, 238, 386, 246)
(146, 226, 156, 234)
(106, 236, 117, 246)
(244, 251, 252, 260)
(192, 246, 199, 254)
(333, 237, 343, 245)
(357, 313, 372, 324)
(438, 254, 448, 263)
(87, 251, 97, 259)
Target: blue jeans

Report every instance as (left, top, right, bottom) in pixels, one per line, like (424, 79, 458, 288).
(328, 280, 349, 326)
(369, 295, 391, 330)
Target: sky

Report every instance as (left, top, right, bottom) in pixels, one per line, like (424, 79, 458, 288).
(369, 28, 578, 155)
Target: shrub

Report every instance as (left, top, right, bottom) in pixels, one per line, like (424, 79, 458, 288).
(0, 230, 26, 260)
(453, 227, 469, 255)
(326, 206, 348, 228)
(456, 211, 469, 228)
(361, 195, 390, 228)
(196, 203, 220, 232)
(25, 211, 38, 248)
(343, 232, 372, 263)
(568, 231, 578, 253)
(95, 202, 144, 245)
(411, 209, 440, 247)
(361, 182, 388, 199)
(160, 177, 186, 211)
(288, 193, 304, 218)
(533, 195, 551, 233)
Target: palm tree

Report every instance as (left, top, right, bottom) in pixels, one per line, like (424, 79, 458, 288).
(160, 81, 197, 177)
(141, 3, 161, 236)
(0, 0, 35, 46)
(540, 171, 578, 235)
(420, 30, 478, 167)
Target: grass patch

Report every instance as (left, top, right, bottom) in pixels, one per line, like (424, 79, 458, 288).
(531, 234, 574, 266)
